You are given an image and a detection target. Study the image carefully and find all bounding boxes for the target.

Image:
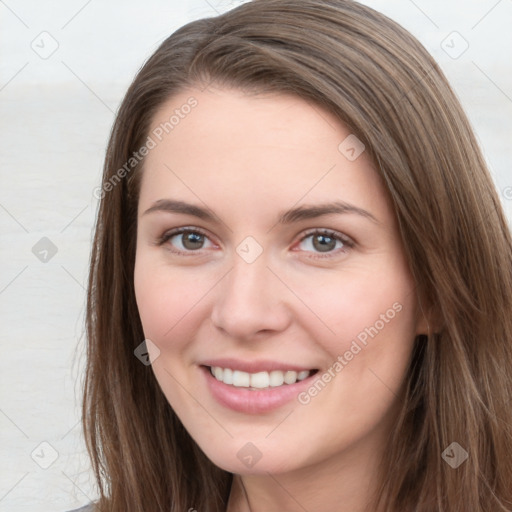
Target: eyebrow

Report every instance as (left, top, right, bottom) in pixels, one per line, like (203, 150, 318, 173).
(142, 199, 379, 225)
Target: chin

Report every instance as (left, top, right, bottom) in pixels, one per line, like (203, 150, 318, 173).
(197, 438, 307, 476)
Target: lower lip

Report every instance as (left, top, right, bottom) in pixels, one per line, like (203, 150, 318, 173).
(200, 365, 318, 414)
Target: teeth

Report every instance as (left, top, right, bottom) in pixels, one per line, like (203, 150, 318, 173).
(269, 370, 284, 387)
(284, 370, 297, 384)
(223, 368, 233, 385)
(250, 371, 269, 389)
(214, 367, 223, 380)
(232, 370, 250, 387)
(297, 370, 310, 381)
(209, 366, 313, 389)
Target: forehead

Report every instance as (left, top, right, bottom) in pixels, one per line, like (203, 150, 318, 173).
(138, 86, 390, 224)
(147, 86, 347, 162)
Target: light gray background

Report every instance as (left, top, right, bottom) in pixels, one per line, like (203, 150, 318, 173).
(1, 0, 511, 510)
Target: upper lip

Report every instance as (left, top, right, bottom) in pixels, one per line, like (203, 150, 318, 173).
(200, 358, 317, 373)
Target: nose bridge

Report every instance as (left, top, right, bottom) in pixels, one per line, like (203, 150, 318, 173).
(229, 255, 266, 299)
(211, 249, 290, 337)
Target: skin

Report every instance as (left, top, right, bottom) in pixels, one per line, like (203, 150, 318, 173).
(133, 86, 429, 512)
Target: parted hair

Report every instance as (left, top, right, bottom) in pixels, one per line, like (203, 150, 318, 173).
(83, 1, 512, 510)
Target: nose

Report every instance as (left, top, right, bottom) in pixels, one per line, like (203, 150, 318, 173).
(210, 253, 292, 339)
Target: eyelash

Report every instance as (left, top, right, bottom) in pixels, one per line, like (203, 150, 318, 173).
(155, 226, 355, 259)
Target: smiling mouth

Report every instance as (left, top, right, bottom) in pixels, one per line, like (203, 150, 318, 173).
(206, 365, 319, 390)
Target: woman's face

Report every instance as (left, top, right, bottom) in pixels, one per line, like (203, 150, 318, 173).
(134, 86, 427, 476)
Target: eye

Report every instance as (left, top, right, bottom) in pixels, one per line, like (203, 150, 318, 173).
(155, 227, 353, 258)
(157, 227, 215, 254)
(295, 229, 353, 257)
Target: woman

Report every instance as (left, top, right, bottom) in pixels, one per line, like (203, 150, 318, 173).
(73, 0, 512, 510)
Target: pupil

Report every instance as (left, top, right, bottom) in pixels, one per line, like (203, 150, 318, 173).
(313, 234, 336, 252)
(183, 232, 204, 250)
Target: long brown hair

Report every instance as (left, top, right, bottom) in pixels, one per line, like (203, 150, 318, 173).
(83, 1, 512, 510)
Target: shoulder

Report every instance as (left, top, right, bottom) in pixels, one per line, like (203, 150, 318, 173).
(66, 505, 96, 512)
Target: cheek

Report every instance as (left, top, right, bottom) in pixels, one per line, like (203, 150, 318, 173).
(133, 257, 220, 353)
(291, 259, 419, 413)
(290, 261, 416, 348)
(134, 260, 186, 344)
(309, 277, 417, 404)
